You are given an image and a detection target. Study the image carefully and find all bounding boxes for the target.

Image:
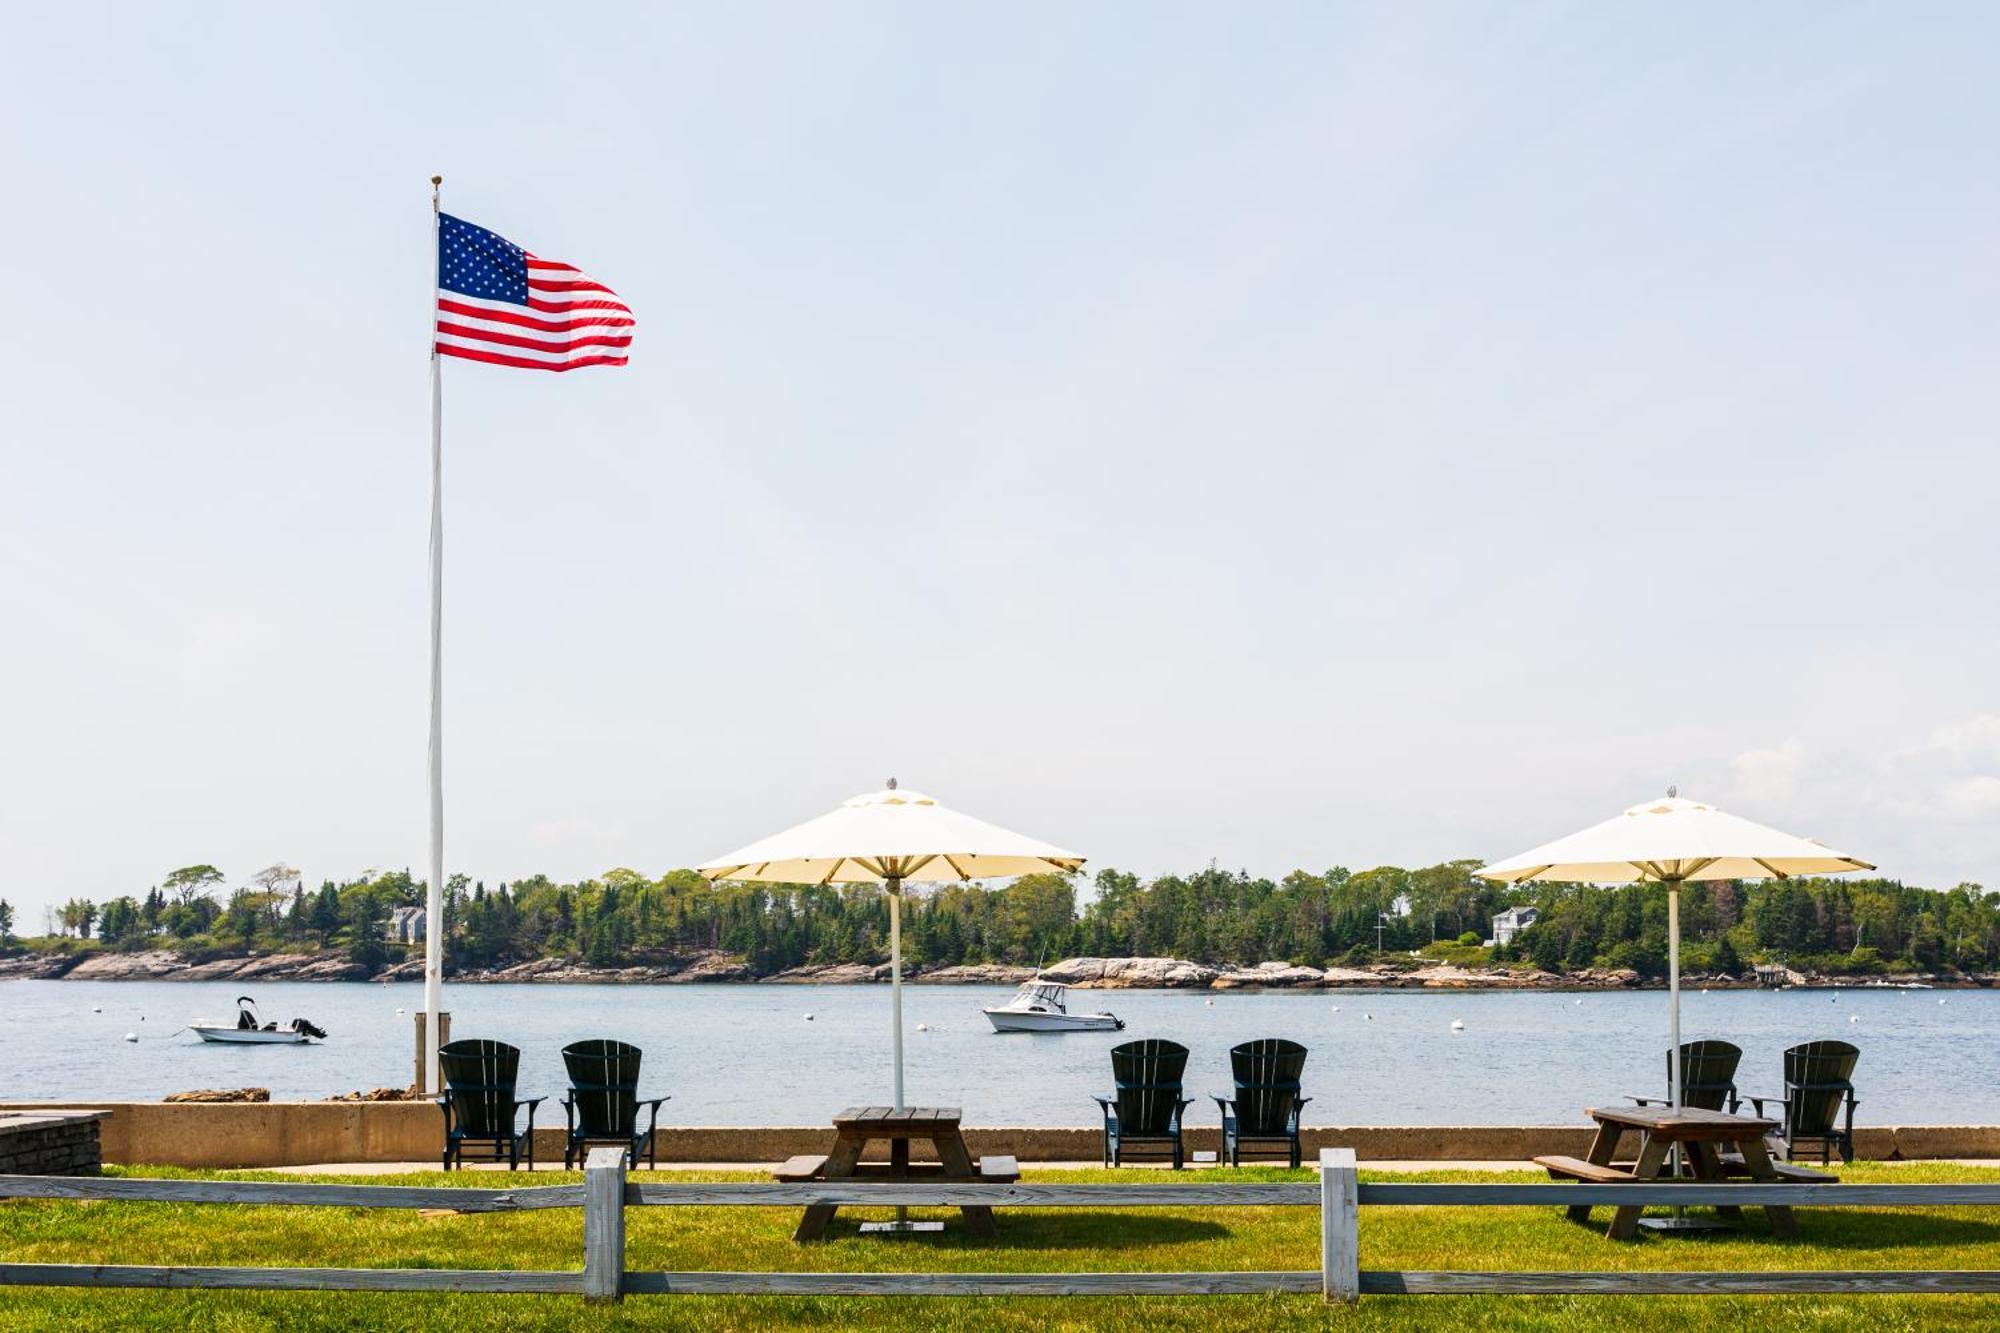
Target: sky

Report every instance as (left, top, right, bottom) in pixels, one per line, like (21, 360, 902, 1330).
(2, 3, 1997, 927)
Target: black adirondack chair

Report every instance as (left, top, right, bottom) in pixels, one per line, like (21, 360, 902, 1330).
(1625, 1040, 1743, 1113)
(561, 1039, 669, 1170)
(1746, 1040, 1860, 1164)
(1211, 1038, 1312, 1167)
(436, 1039, 544, 1171)
(1093, 1039, 1194, 1168)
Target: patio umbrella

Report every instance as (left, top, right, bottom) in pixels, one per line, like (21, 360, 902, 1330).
(698, 780, 1085, 1110)
(1477, 792, 1872, 1112)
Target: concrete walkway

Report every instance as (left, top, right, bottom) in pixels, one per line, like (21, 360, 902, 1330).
(260, 1156, 1998, 1176)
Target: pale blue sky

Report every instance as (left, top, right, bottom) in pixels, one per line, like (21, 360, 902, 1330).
(3, 3, 1997, 925)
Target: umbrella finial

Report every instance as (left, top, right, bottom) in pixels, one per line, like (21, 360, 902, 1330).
(886, 776, 898, 790)
(1667, 784, 1678, 799)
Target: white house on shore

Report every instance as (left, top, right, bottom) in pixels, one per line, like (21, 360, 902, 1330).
(386, 906, 426, 944)
(1489, 905, 1539, 947)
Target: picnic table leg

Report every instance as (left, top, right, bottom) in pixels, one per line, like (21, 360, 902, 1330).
(1734, 1136, 1800, 1239)
(1565, 1121, 1624, 1223)
(935, 1131, 997, 1239)
(1607, 1135, 1671, 1240)
(794, 1133, 868, 1242)
(1685, 1141, 1744, 1222)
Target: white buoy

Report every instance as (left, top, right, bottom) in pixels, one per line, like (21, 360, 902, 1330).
(1450, 1019, 1466, 1031)
(1940, 998, 1948, 1005)
(803, 1013, 814, 1021)
(395, 1007, 405, 1016)
(123, 1033, 138, 1042)
(92, 1005, 102, 1013)
(1365, 1013, 1374, 1021)
(1850, 1015, 1860, 1024)
(1205, 999, 1215, 1007)
(1574, 998, 1584, 1005)
(1331, 1006, 1341, 1013)
(915, 1023, 929, 1032)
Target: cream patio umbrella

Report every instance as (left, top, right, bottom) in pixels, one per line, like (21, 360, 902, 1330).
(698, 780, 1086, 1111)
(1478, 791, 1873, 1116)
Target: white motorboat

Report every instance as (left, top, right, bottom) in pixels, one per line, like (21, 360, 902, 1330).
(190, 996, 328, 1045)
(983, 981, 1124, 1033)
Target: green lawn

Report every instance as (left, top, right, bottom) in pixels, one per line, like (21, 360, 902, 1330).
(2, 1162, 1997, 1329)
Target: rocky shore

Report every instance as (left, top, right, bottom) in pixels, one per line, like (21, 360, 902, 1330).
(0, 948, 1983, 990)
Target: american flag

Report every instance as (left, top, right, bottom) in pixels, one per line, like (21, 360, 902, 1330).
(434, 214, 634, 372)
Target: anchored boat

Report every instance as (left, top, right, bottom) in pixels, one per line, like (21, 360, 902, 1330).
(983, 981, 1124, 1033)
(189, 995, 329, 1045)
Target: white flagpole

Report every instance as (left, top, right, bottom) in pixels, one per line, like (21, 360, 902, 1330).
(423, 174, 445, 1096)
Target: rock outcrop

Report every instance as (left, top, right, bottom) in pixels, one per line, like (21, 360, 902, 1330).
(1038, 957, 1220, 988)
(1212, 961, 1325, 989)
(164, 1087, 270, 1103)
(912, 963, 1036, 985)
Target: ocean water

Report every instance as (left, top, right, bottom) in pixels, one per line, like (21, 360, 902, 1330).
(3, 979, 1994, 1126)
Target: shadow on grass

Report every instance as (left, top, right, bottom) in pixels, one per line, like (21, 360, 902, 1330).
(1563, 1208, 2000, 1252)
(811, 1212, 1234, 1251)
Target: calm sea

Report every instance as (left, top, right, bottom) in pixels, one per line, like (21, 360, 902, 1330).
(4, 979, 1993, 1125)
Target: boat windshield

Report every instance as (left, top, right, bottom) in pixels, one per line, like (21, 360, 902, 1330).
(1026, 983, 1068, 1010)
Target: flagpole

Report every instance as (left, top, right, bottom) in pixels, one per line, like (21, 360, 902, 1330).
(423, 174, 445, 1096)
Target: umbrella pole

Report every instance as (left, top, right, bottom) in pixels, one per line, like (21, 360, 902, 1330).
(1668, 879, 1682, 1113)
(890, 877, 905, 1112)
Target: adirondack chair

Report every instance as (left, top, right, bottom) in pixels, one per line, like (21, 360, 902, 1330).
(1625, 1040, 1743, 1113)
(1746, 1040, 1860, 1164)
(1211, 1038, 1312, 1167)
(1093, 1039, 1195, 1168)
(561, 1039, 669, 1170)
(436, 1039, 544, 1171)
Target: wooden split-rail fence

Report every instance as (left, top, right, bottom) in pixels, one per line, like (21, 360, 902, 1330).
(2, 1149, 1999, 1302)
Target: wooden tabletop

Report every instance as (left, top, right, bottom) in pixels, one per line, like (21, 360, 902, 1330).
(1587, 1105, 1777, 1140)
(832, 1106, 962, 1130)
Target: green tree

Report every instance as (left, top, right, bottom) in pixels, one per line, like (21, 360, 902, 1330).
(163, 865, 225, 907)
(0, 898, 14, 945)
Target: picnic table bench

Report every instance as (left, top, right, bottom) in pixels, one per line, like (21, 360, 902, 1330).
(1535, 1105, 1837, 1239)
(779, 1106, 1018, 1241)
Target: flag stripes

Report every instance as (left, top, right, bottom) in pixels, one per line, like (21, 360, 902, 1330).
(435, 213, 634, 372)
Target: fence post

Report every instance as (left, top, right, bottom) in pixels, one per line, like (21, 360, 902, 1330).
(1320, 1146, 1358, 1304)
(583, 1146, 627, 1303)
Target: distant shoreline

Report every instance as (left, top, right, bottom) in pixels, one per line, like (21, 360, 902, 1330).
(1, 949, 1990, 991)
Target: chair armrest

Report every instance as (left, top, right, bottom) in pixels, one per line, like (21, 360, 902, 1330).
(639, 1097, 669, 1134)
(517, 1097, 546, 1133)
(1291, 1096, 1312, 1129)
(1622, 1093, 1666, 1107)
(1747, 1093, 1789, 1118)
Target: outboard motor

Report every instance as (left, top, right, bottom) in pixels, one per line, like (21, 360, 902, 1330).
(290, 1018, 329, 1041)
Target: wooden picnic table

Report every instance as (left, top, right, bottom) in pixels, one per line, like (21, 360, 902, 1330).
(776, 1106, 1018, 1242)
(1535, 1105, 1834, 1240)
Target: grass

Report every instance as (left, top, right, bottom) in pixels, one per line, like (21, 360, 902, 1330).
(2, 1162, 1998, 1329)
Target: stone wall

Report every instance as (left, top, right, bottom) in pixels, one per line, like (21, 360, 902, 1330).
(0, 1112, 105, 1175)
(0, 1103, 1991, 1168)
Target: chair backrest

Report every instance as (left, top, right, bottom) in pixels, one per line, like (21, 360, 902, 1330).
(438, 1039, 521, 1138)
(563, 1039, 643, 1137)
(1782, 1040, 1859, 1136)
(1229, 1038, 1308, 1135)
(1668, 1039, 1742, 1112)
(1109, 1039, 1189, 1135)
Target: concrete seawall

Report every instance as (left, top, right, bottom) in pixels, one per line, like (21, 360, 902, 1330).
(3, 1102, 1994, 1168)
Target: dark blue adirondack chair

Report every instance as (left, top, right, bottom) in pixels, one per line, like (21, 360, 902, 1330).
(561, 1039, 669, 1170)
(1094, 1039, 1194, 1168)
(1212, 1038, 1312, 1167)
(436, 1039, 544, 1171)
(1747, 1040, 1860, 1164)
(1625, 1040, 1744, 1114)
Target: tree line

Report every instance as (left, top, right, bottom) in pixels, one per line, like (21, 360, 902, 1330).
(4, 860, 1996, 978)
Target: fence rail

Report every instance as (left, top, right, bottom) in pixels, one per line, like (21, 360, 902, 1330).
(2, 1150, 1998, 1302)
